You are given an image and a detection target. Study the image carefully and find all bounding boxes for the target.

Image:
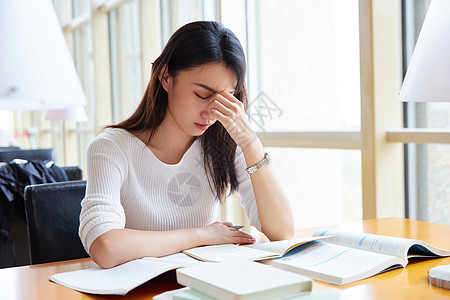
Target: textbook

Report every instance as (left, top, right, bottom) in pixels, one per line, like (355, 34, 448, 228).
(170, 288, 340, 300)
(49, 253, 205, 295)
(264, 229, 450, 285)
(176, 261, 313, 300)
(182, 236, 326, 262)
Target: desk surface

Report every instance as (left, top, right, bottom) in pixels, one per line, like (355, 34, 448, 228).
(1, 217, 449, 299)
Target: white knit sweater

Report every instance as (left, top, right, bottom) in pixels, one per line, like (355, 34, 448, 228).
(79, 128, 261, 253)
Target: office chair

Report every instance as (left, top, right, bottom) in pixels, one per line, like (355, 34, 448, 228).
(0, 148, 83, 268)
(0, 149, 55, 162)
(0, 147, 21, 152)
(24, 180, 89, 264)
(0, 148, 82, 179)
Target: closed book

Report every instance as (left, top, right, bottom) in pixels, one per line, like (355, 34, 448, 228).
(173, 288, 216, 300)
(172, 288, 340, 300)
(176, 261, 312, 300)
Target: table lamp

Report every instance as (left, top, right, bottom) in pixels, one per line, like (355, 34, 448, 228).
(398, 0, 450, 289)
(44, 106, 88, 165)
(0, 0, 87, 111)
(43, 107, 88, 122)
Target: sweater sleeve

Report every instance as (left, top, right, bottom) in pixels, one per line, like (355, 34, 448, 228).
(79, 132, 128, 253)
(234, 148, 262, 231)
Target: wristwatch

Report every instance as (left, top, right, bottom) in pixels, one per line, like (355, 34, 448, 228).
(246, 152, 271, 174)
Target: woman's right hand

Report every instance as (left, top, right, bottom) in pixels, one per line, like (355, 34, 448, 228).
(197, 222, 255, 246)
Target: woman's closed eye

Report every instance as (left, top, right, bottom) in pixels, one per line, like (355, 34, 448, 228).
(195, 92, 213, 100)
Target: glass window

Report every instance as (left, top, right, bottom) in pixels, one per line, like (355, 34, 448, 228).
(266, 147, 362, 229)
(219, 0, 363, 228)
(161, 0, 219, 44)
(414, 144, 450, 225)
(0, 111, 16, 147)
(0, 111, 11, 130)
(220, 0, 247, 53)
(73, 25, 95, 167)
(73, 0, 89, 18)
(52, 0, 72, 25)
(109, 0, 143, 123)
(246, 0, 361, 132)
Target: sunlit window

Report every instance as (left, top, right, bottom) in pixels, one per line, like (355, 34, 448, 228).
(109, 0, 143, 123)
(221, 0, 362, 227)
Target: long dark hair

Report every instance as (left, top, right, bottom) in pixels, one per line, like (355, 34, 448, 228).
(109, 21, 247, 201)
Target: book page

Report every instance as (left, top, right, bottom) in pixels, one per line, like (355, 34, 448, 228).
(143, 253, 207, 267)
(266, 242, 405, 285)
(245, 237, 327, 256)
(183, 244, 279, 262)
(313, 229, 415, 259)
(50, 259, 180, 295)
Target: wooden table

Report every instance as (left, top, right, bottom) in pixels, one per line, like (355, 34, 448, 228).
(1, 218, 449, 299)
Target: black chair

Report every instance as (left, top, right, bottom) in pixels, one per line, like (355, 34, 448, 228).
(0, 148, 82, 179)
(61, 166, 83, 181)
(0, 148, 84, 268)
(24, 180, 89, 264)
(0, 147, 21, 152)
(0, 149, 55, 162)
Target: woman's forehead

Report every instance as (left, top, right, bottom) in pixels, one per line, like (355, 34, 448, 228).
(179, 63, 238, 91)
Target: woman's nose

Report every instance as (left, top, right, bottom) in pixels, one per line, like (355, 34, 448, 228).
(201, 111, 211, 120)
(201, 111, 216, 124)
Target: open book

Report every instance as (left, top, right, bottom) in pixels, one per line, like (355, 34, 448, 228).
(264, 229, 450, 285)
(182, 236, 326, 262)
(49, 253, 205, 295)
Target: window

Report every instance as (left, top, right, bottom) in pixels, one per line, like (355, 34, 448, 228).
(72, 0, 89, 17)
(247, 0, 361, 131)
(109, 0, 143, 123)
(220, 0, 363, 227)
(267, 147, 361, 228)
(49, 0, 96, 167)
(161, 0, 220, 44)
(0, 111, 14, 142)
(73, 24, 95, 167)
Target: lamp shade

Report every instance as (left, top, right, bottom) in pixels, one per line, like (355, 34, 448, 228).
(0, 0, 87, 110)
(399, 0, 450, 102)
(43, 106, 88, 122)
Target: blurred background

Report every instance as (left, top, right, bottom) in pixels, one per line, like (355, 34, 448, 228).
(1, 0, 448, 230)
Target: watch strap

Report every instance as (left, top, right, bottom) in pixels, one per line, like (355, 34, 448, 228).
(246, 152, 271, 174)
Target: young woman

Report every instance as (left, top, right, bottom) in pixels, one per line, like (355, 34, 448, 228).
(79, 21, 294, 269)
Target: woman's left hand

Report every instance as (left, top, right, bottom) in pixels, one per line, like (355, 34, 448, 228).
(202, 91, 257, 150)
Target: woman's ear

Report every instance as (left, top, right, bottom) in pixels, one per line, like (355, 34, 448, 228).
(159, 65, 170, 92)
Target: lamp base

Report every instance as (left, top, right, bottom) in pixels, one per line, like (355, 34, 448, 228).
(428, 264, 450, 289)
